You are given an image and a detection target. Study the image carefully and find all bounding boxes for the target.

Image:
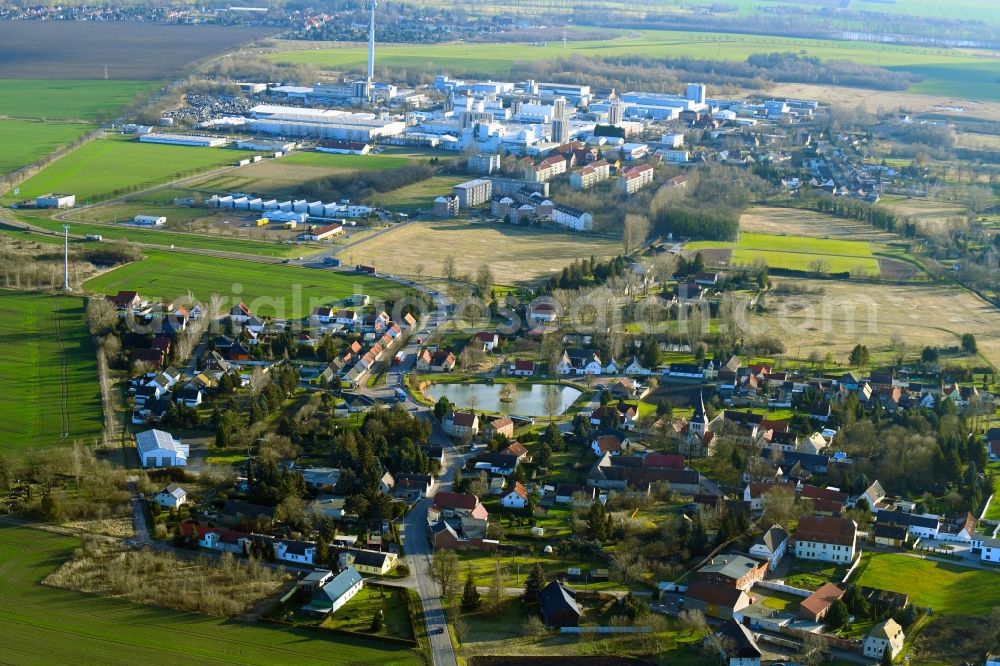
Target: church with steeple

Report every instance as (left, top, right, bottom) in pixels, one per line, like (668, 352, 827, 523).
(679, 390, 725, 458)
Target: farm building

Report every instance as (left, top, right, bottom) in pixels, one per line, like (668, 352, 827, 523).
(139, 133, 229, 147)
(136, 429, 189, 468)
(299, 223, 344, 241)
(36, 193, 75, 209)
(133, 215, 166, 226)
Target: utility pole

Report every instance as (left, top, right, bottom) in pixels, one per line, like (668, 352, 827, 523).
(63, 224, 71, 291)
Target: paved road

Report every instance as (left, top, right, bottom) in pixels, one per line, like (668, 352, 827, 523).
(126, 478, 152, 547)
(398, 418, 472, 666)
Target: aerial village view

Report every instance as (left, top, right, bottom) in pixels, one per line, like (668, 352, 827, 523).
(1, 0, 1000, 665)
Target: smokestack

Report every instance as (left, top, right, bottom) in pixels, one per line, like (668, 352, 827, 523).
(367, 0, 376, 82)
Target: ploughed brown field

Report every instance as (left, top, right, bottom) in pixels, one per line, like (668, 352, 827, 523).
(0, 21, 268, 79)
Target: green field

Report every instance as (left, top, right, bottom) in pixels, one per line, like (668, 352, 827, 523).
(855, 553, 1000, 616)
(83, 250, 399, 318)
(0, 120, 92, 176)
(267, 30, 1000, 100)
(369, 176, 469, 210)
(0, 524, 422, 665)
(688, 232, 880, 274)
(0, 291, 103, 450)
(5, 136, 241, 203)
(0, 80, 155, 121)
(23, 214, 300, 259)
(278, 151, 413, 170)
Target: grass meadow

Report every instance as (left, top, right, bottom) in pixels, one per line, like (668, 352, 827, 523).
(855, 553, 1000, 616)
(339, 220, 622, 284)
(687, 231, 880, 274)
(83, 250, 400, 318)
(267, 30, 1000, 100)
(368, 176, 470, 210)
(0, 291, 102, 450)
(24, 214, 300, 259)
(5, 136, 240, 203)
(0, 120, 92, 176)
(0, 79, 154, 121)
(0, 525, 423, 665)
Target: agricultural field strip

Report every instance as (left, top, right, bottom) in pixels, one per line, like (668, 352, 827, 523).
(0, 526, 421, 665)
(0, 80, 156, 121)
(82, 250, 400, 319)
(3, 137, 245, 203)
(0, 120, 93, 176)
(0, 291, 102, 450)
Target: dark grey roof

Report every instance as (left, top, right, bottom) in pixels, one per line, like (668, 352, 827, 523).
(714, 619, 761, 658)
(538, 581, 581, 620)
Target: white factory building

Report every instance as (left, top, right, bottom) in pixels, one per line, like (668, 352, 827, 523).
(36, 193, 76, 209)
(248, 105, 405, 142)
(139, 133, 230, 147)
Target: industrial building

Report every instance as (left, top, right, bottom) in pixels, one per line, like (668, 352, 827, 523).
(248, 105, 405, 142)
(236, 139, 296, 152)
(133, 215, 166, 226)
(453, 179, 492, 208)
(139, 133, 230, 147)
(36, 193, 75, 209)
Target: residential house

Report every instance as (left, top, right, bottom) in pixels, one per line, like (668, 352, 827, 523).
(799, 582, 845, 622)
(472, 331, 500, 352)
(794, 516, 857, 563)
(431, 492, 489, 521)
(429, 519, 498, 552)
(683, 580, 752, 620)
(298, 569, 334, 593)
(527, 302, 558, 323)
(872, 523, 910, 548)
(176, 382, 204, 408)
(851, 480, 887, 510)
(304, 566, 364, 615)
(509, 359, 536, 376)
(275, 540, 316, 565)
(590, 404, 637, 431)
(107, 290, 144, 312)
(229, 302, 251, 323)
(863, 619, 904, 661)
(695, 553, 769, 591)
(556, 349, 603, 375)
(555, 483, 595, 505)
(617, 164, 655, 194)
(484, 416, 515, 440)
(748, 524, 789, 569)
(309, 496, 348, 521)
(976, 536, 1000, 563)
(393, 473, 433, 500)
(538, 581, 582, 627)
(429, 350, 457, 372)
(938, 511, 978, 542)
(136, 429, 188, 468)
(587, 452, 702, 494)
(875, 509, 941, 540)
(800, 485, 848, 516)
(180, 523, 250, 555)
(301, 467, 342, 491)
(500, 482, 530, 509)
(154, 483, 187, 509)
(711, 619, 761, 666)
(591, 433, 625, 456)
(443, 411, 480, 438)
(340, 549, 398, 575)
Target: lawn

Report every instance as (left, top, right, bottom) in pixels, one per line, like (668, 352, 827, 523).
(855, 553, 1000, 616)
(785, 559, 847, 591)
(267, 29, 1000, 101)
(340, 220, 622, 284)
(83, 250, 401, 318)
(278, 151, 413, 170)
(0, 120, 92, 176)
(983, 474, 1000, 521)
(687, 232, 879, 275)
(24, 214, 300, 259)
(322, 585, 415, 640)
(5, 136, 240, 203)
(368, 176, 469, 211)
(0, 524, 423, 665)
(0, 80, 155, 121)
(0, 291, 103, 450)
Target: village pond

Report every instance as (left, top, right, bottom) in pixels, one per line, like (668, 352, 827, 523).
(424, 382, 582, 416)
